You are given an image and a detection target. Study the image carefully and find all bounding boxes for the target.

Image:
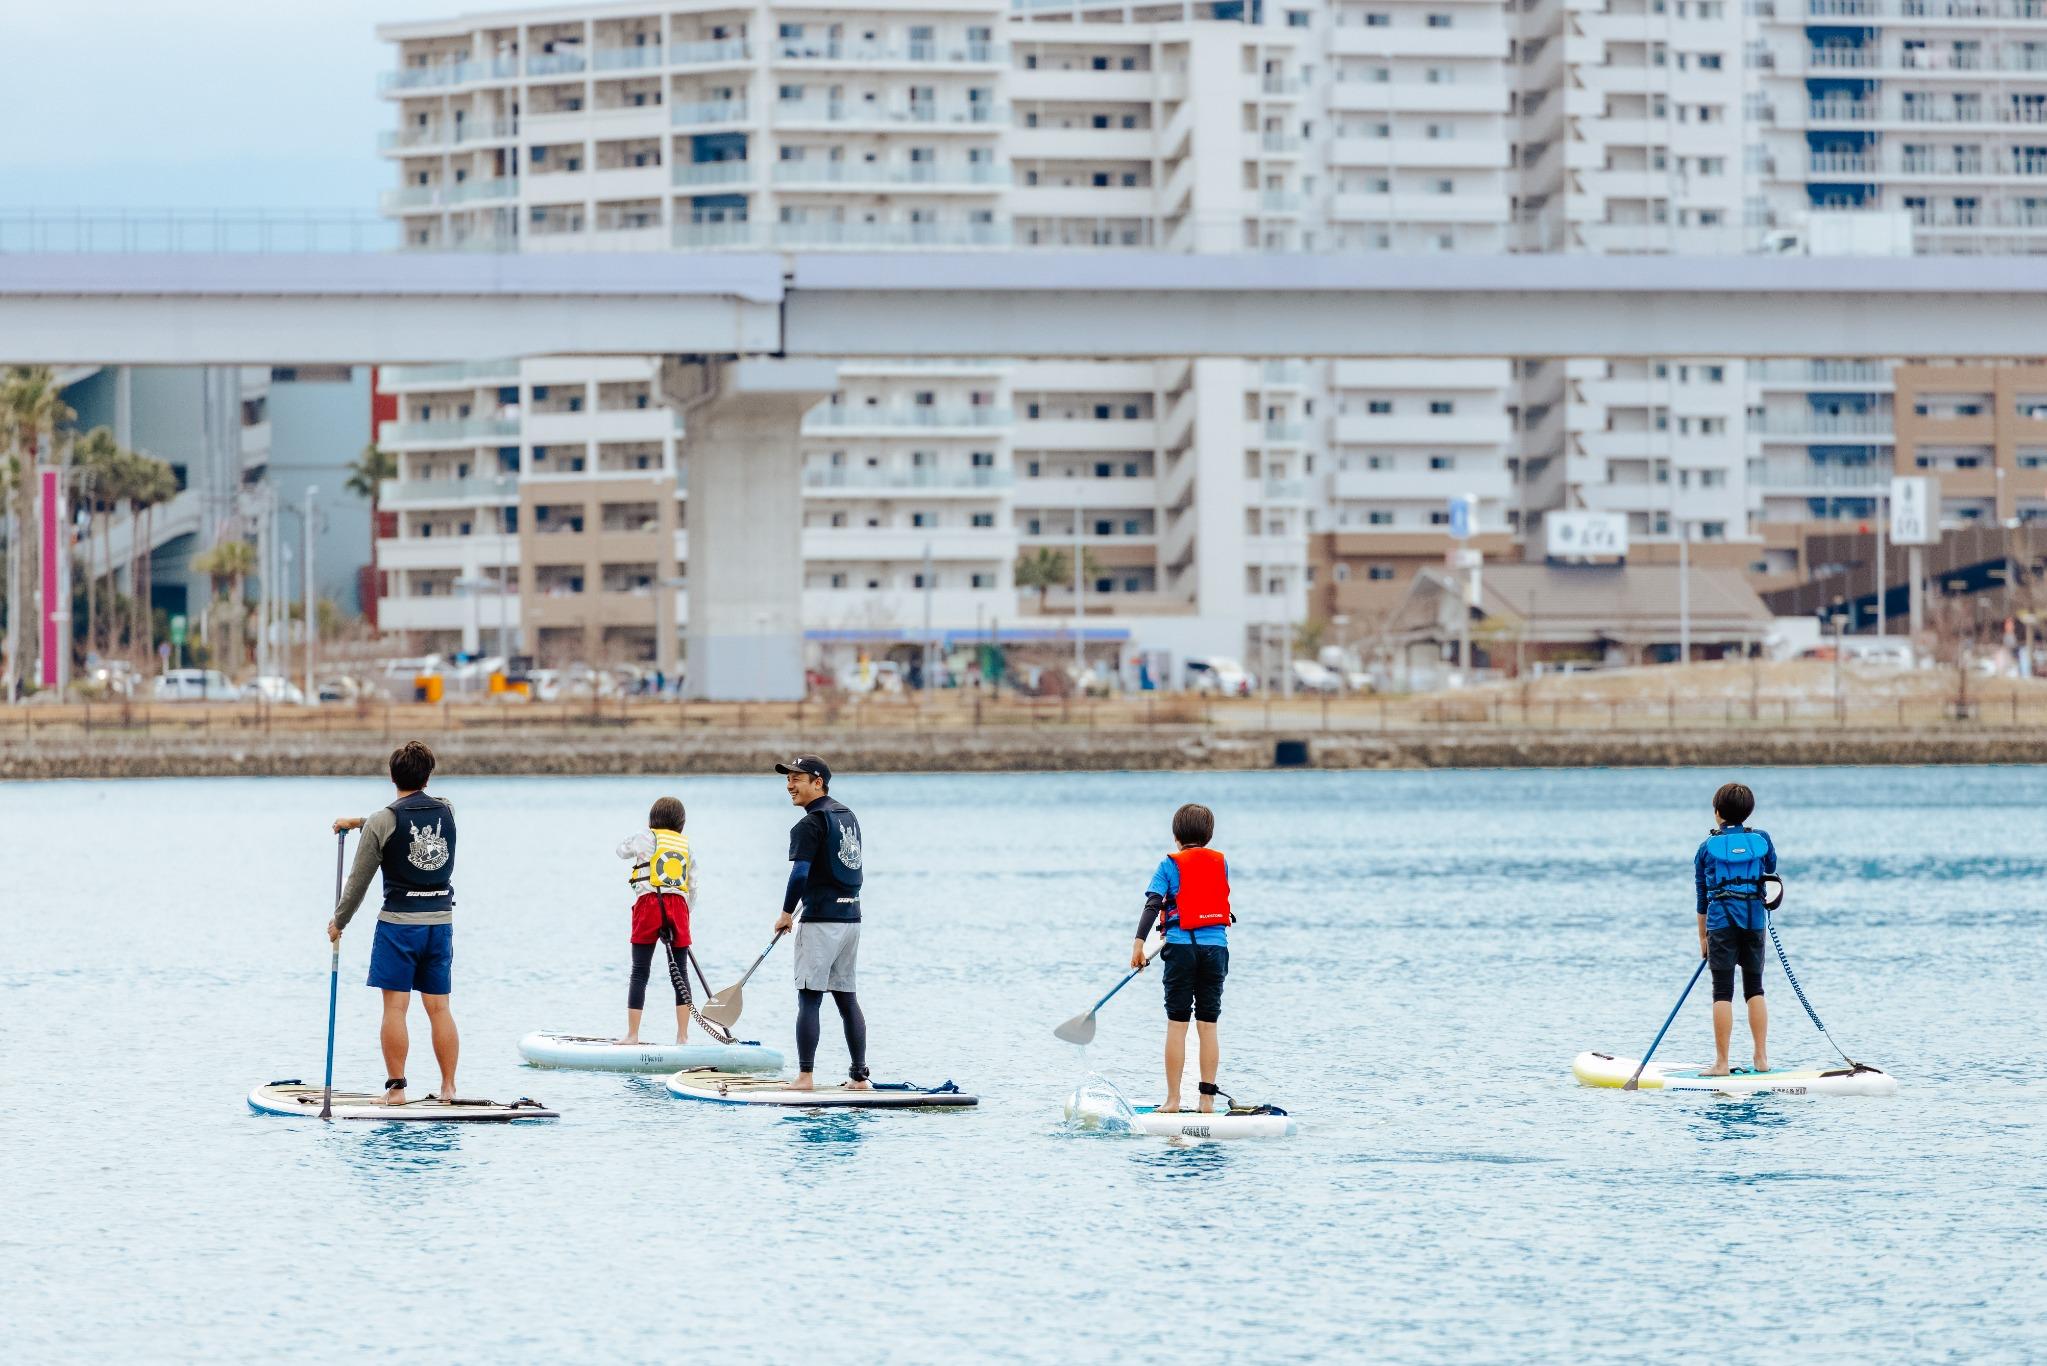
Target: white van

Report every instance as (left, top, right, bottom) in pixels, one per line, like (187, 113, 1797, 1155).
(154, 669, 237, 702)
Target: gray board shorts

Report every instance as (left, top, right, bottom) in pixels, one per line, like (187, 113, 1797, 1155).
(793, 921, 860, 992)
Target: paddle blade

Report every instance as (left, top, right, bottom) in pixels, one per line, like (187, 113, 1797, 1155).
(1621, 1078, 1640, 1092)
(1053, 1011, 1098, 1046)
(698, 987, 743, 1030)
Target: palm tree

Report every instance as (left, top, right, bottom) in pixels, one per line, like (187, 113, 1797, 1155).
(1015, 547, 1071, 612)
(71, 426, 125, 661)
(123, 454, 178, 671)
(1, 367, 78, 689)
(194, 537, 258, 671)
(346, 442, 396, 625)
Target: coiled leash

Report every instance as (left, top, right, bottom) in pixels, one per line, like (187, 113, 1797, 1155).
(660, 923, 736, 1046)
(1761, 876, 1862, 1071)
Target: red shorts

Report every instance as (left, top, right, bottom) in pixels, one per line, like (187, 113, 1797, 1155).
(630, 892, 690, 947)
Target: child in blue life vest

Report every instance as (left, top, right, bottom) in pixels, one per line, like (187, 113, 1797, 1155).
(614, 795, 699, 1045)
(1696, 781, 1776, 1076)
(1131, 802, 1234, 1113)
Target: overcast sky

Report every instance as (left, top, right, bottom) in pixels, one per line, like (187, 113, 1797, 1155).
(0, 1, 482, 213)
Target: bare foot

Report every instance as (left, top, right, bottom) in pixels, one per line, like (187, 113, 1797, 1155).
(787, 1074, 815, 1091)
(847, 1079, 872, 1091)
(619, 1036, 640, 1046)
(381, 1087, 407, 1106)
(1753, 1059, 1770, 1073)
(1158, 1098, 1182, 1113)
(438, 1081, 458, 1102)
(1698, 1066, 1731, 1077)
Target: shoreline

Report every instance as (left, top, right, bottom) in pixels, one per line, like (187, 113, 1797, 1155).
(6, 724, 2043, 779)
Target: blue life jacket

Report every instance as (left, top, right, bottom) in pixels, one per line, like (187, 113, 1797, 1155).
(1702, 826, 1770, 931)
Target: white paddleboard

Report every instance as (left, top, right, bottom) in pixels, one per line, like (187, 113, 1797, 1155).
(1572, 1051, 1899, 1096)
(518, 1031, 782, 1073)
(665, 1068, 978, 1109)
(248, 1081, 560, 1121)
(1064, 1074, 1299, 1139)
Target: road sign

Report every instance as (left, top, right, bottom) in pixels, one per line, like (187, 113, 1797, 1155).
(1889, 476, 1939, 545)
(169, 614, 187, 647)
(1448, 493, 1476, 540)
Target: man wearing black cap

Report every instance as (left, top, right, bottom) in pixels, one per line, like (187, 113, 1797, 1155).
(774, 754, 870, 1091)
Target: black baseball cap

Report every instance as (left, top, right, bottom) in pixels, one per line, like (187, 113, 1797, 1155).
(775, 754, 831, 782)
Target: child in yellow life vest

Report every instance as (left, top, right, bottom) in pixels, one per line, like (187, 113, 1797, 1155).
(1130, 803, 1234, 1113)
(614, 795, 699, 1045)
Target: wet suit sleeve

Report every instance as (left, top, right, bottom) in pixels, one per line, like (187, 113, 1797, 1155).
(1694, 841, 1710, 919)
(786, 814, 823, 917)
(1762, 832, 1778, 877)
(333, 808, 395, 931)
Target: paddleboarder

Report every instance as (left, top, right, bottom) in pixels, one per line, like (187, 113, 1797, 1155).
(1696, 781, 1775, 1077)
(1132, 803, 1234, 1113)
(327, 740, 460, 1106)
(773, 755, 869, 1091)
(615, 795, 698, 1046)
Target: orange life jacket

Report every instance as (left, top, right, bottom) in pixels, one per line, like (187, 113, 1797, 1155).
(1168, 848, 1232, 932)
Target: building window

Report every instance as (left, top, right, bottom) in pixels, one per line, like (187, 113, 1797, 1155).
(1430, 400, 1454, 415)
(1368, 400, 1393, 414)
(1368, 565, 1397, 581)
(1430, 454, 1454, 470)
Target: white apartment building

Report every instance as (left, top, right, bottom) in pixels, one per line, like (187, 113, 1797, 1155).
(376, 1, 1021, 669)
(1758, 0, 2047, 254)
(1506, 0, 1759, 583)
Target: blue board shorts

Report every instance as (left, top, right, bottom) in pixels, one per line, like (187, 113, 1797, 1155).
(368, 921, 453, 995)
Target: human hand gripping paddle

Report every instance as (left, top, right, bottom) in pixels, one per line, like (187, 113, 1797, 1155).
(319, 829, 349, 1121)
(1054, 936, 1163, 1045)
(697, 912, 796, 1032)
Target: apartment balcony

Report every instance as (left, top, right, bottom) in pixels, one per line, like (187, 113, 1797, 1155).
(1260, 361, 1309, 389)
(379, 118, 518, 154)
(771, 162, 1010, 189)
(379, 477, 518, 508)
(672, 220, 761, 248)
(527, 50, 588, 76)
(771, 221, 1011, 248)
(1250, 73, 1307, 100)
(771, 100, 1009, 131)
(1260, 132, 1306, 157)
(674, 161, 758, 188)
(1243, 534, 1308, 566)
(1751, 412, 1896, 437)
(1259, 189, 1306, 215)
(1020, 589, 1190, 620)
(671, 101, 751, 129)
(803, 468, 1014, 493)
(804, 405, 1014, 433)
(1753, 462, 1892, 489)
(1261, 478, 1313, 502)
(380, 416, 523, 446)
(1805, 0, 2047, 14)
(378, 58, 520, 94)
(1327, 81, 1505, 116)
(1258, 421, 1308, 445)
(804, 527, 1016, 560)
(525, 407, 678, 443)
(1328, 27, 1508, 60)
(1015, 418, 1157, 450)
(770, 40, 1008, 68)
(1009, 187, 1157, 220)
(380, 360, 522, 390)
(1752, 360, 1893, 389)
(1326, 192, 1510, 225)
(1331, 412, 1512, 445)
(377, 595, 496, 632)
(375, 532, 516, 572)
(1329, 469, 1508, 501)
(1008, 70, 1162, 103)
(1008, 127, 1154, 161)
(1015, 476, 1161, 509)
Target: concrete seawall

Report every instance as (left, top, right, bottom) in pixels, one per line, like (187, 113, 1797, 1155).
(5, 725, 2043, 780)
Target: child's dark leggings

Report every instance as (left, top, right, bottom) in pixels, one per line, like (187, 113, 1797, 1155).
(795, 988, 867, 1077)
(628, 940, 688, 1010)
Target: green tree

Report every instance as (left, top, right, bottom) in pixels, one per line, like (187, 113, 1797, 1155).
(70, 426, 127, 660)
(194, 537, 259, 671)
(346, 442, 396, 620)
(121, 454, 179, 671)
(1014, 546, 1108, 612)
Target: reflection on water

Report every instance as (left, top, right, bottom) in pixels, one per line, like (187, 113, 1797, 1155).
(341, 1122, 464, 1185)
(779, 1109, 871, 1158)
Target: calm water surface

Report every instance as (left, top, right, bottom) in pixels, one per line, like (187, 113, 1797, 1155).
(3, 767, 2043, 1363)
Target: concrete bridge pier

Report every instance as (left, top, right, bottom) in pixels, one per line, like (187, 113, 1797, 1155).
(661, 358, 837, 701)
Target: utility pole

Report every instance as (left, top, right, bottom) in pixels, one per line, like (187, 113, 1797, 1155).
(921, 538, 934, 692)
(1872, 478, 1886, 638)
(1072, 482, 1085, 676)
(497, 476, 513, 659)
(303, 484, 317, 703)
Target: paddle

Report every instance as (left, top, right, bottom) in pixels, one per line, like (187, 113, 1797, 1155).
(1053, 939, 1163, 1045)
(320, 829, 348, 1121)
(1623, 957, 1709, 1091)
(698, 925, 789, 1031)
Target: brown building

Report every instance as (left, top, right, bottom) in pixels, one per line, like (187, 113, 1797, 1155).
(1893, 361, 2047, 525)
(519, 472, 680, 671)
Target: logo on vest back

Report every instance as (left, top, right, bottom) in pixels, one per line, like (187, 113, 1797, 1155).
(408, 819, 450, 872)
(838, 824, 862, 871)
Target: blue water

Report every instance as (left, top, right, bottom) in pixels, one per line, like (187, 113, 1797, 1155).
(3, 767, 2044, 1362)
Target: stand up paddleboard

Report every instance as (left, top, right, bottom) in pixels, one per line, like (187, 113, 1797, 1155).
(665, 1068, 978, 1109)
(249, 1081, 560, 1122)
(1572, 1051, 1898, 1096)
(518, 1032, 782, 1073)
(1064, 1074, 1299, 1139)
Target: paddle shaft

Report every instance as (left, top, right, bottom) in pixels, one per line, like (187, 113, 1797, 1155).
(1625, 956, 1708, 1091)
(1086, 940, 1164, 1017)
(320, 830, 347, 1121)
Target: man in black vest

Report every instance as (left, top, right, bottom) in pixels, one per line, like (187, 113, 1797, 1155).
(774, 755, 869, 1091)
(327, 740, 460, 1106)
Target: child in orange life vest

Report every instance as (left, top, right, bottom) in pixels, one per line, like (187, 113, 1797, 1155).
(614, 795, 699, 1045)
(1130, 802, 1234, 1114)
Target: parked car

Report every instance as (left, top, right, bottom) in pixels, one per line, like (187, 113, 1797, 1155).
(1186, 657, 1254, 697)
(241, 676, 307, 706)
(154, 669, 237, 702)
(1289, 659, 1343, 694)
(316, 676, 370, 705)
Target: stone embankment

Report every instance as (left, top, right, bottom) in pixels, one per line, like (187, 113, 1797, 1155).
(5, 724, 2044, 780)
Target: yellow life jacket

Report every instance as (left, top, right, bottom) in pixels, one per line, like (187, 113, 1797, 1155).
(630, 829, 692, 898)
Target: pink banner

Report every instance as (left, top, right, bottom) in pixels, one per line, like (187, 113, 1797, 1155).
(38, 466, 62, 691)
